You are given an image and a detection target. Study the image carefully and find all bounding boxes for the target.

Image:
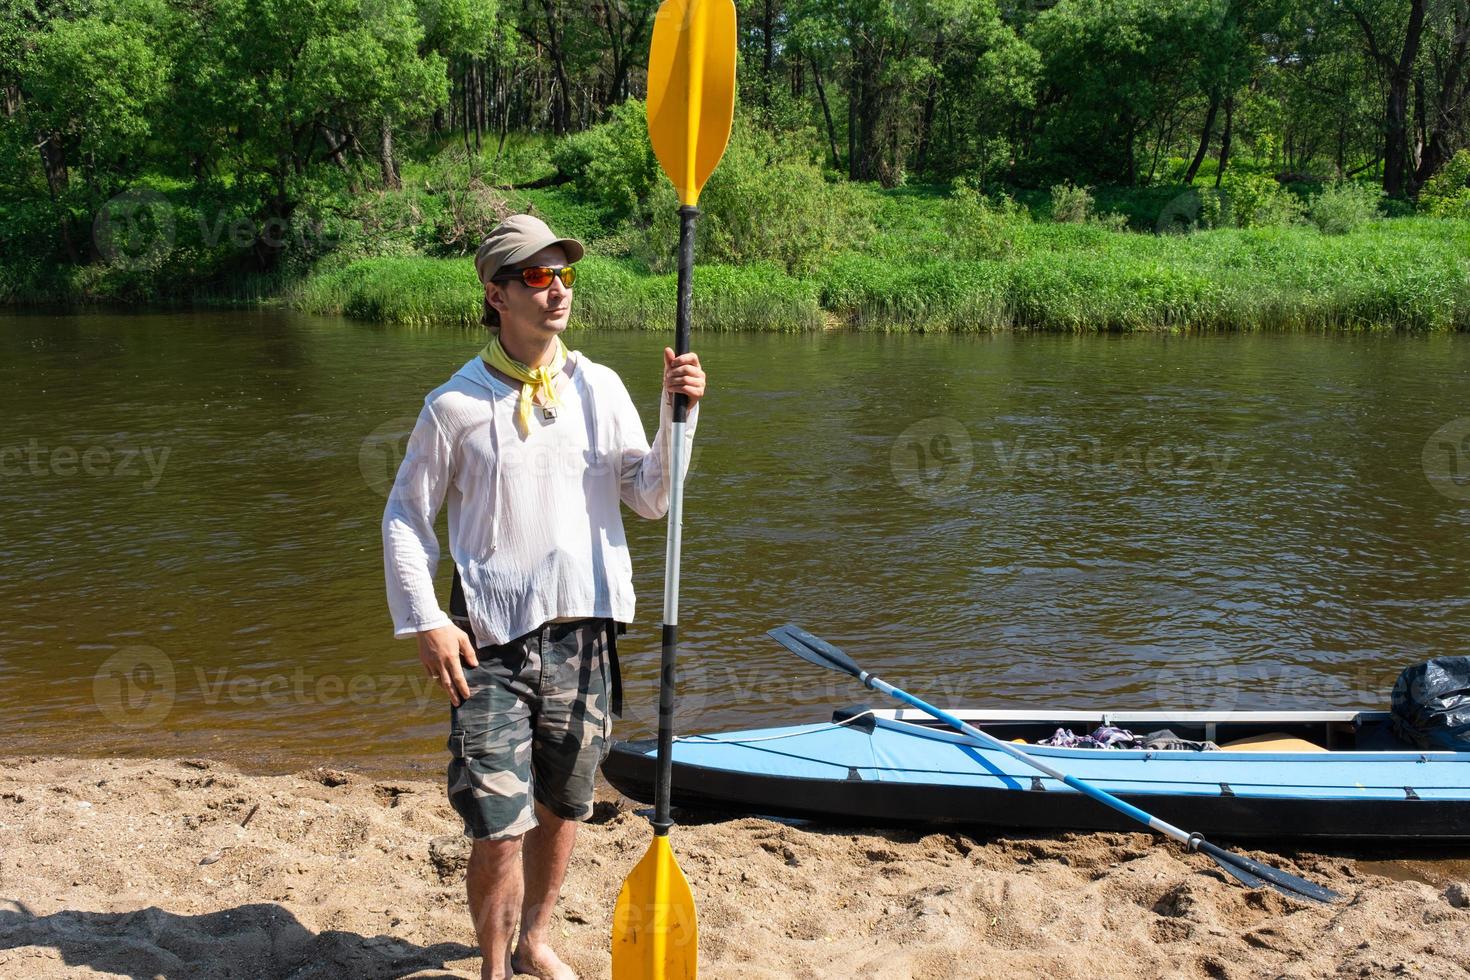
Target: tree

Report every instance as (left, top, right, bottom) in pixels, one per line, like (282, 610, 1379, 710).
(1028, 0, 1198, 183)
(1341, 0, 1470, 196)
(173, 0, 446, 264)
(786, 0, 1033, 184)
(14, 6, 167, 259)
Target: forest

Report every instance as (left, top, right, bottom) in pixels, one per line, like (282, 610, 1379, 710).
(4, 0, 1470, 330)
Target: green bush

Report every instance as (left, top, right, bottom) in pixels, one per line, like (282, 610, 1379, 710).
(1047, 181, 1128, 230)
(942, 179, 1028, 258)
(632, 115, 872, 275)
(549, 100, 656, 222)
(1308, 180, 1383, 235)
(1049, 180, 1093, 222)
(1419, 149, 1470, 219)
(1202, 172, 1306, 229)
(503, 188, 612, 245)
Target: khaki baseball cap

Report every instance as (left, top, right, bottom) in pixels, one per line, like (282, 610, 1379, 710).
(474, 214, 584, 285)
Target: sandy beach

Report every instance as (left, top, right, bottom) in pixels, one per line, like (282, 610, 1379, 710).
(1, 755, 1467, 979)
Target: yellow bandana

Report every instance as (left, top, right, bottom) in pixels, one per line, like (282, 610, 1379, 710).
(481, 335, 569, 436)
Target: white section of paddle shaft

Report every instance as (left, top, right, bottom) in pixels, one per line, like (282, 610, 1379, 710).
(865, 674, 1192, 845)
(661, 421, 688, 626)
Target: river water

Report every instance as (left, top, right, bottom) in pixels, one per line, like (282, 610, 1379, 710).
(1, 311, 1468, 778)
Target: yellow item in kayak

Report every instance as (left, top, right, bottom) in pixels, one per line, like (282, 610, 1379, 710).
(1220, 732, 1329, 753)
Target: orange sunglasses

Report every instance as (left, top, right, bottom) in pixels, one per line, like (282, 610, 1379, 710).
(492, 265, 577, 289)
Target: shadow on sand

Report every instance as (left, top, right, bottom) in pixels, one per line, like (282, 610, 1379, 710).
(0, 900, 479, 979)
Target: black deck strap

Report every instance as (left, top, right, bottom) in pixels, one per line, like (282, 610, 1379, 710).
(832, 703, 877, 733)
(604, 619, 625, 717)
(1030, 776, 1046, 792)
(1405, 786, 1420, 800)
(1219, 782, 1235, 797)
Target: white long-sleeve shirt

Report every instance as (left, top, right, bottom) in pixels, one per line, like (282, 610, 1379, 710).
(382, 350, 697, 646)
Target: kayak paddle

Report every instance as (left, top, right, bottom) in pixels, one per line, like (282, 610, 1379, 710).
(611, 2, 735, 978)
(767, 624, 1343, 905)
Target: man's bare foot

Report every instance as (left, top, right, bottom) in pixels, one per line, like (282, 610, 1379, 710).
(511, 939, 578, 980)
(478, 952, 514, 980)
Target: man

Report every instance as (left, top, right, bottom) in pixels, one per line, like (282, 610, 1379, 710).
(382, 213, 705, 980)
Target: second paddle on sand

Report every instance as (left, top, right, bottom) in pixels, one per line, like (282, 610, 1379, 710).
(768, 624, 1343, 905)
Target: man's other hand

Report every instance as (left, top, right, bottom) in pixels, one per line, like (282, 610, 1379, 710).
(417, 623, 478, 706)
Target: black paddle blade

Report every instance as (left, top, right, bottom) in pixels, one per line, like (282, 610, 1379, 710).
(1206, 852, 1270, 891)
(1193, 839, 1342, 904)
(767, 625, 864, 681)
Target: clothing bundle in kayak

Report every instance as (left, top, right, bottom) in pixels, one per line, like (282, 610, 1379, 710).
(601, 704, 1470, 842)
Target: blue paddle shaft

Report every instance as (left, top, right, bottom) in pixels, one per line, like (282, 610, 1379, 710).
(864, 674, 1192, 846)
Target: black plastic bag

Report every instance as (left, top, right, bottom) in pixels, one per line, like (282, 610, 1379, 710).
(1391, 658, 1470, 750)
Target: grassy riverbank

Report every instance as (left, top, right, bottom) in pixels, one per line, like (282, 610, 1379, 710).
(292, 213, 1470, 333)
(9, 123, 1470, 333)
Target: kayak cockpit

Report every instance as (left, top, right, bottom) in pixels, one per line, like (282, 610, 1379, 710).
(848, 706, 1420, 754)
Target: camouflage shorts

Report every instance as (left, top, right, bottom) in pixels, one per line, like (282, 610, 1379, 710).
(446, 618, 613, 840)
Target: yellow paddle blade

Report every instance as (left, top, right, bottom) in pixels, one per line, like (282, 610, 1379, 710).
(611, 835, 698, 980)
(646, 0, 737, 207)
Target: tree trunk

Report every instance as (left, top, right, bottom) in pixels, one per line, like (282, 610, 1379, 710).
(39, 132, 69, 199)
(1409, 0, 1469, 194)
(809, 54, 841, 170)
(914, 40, 943, 175)
(1215, 94, 1235, 187)
(38, 132, 77, 263)
(541, 1, 573, 135)
(762, 0, 774, 104)
(379, 115, 401, 190)
(1413, 72, 1426, 171)
(449, 67, 459, 132)
(1382, 0, 1426, 196)
(1336, 114, 1346, 177)
(462, 65, 475, 157)
(850, 55, 884, 182)
(847, 65, 857, 179)
(1184, 92, 1220, 184)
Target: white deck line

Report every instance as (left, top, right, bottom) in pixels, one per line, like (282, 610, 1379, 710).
(877, 708, 1388, 724)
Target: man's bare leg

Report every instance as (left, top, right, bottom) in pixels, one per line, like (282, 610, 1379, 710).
(511, 801, 579, 980)
(468, 836, 523, 980)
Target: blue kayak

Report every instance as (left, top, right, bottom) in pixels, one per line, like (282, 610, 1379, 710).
(601, 706, 1470, 842)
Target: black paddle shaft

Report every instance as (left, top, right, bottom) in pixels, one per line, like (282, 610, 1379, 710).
(671, 205, 698, 421)
(652, 204, 700, 836)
